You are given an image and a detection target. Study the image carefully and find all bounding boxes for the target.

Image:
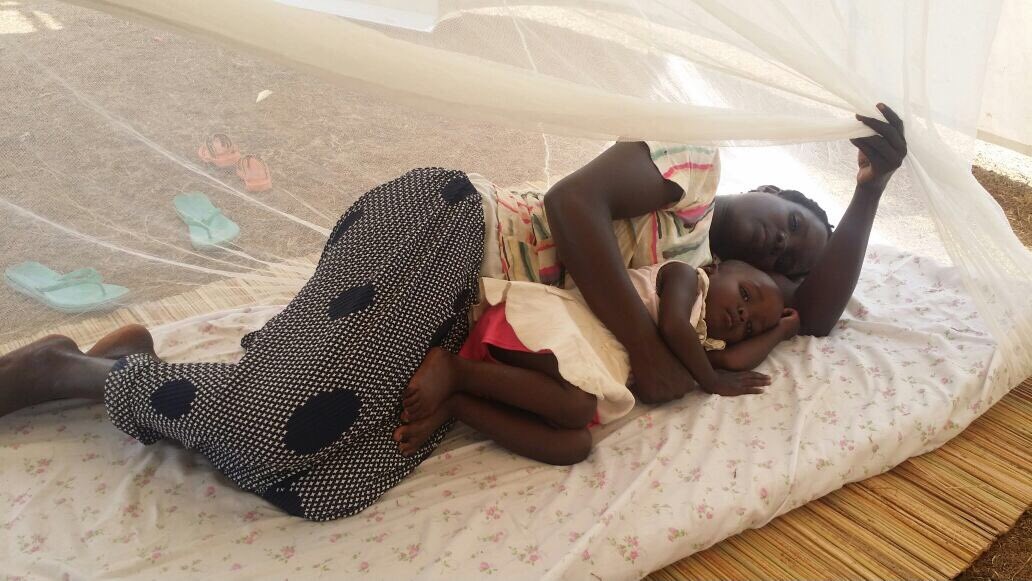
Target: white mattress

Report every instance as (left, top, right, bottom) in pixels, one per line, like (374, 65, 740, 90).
(0, 245, 1018, 580)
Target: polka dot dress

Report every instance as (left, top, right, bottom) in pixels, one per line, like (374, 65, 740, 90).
(104, 168, 484, 521)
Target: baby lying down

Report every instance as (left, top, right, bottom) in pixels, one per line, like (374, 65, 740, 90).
(393, 260, 799, 465)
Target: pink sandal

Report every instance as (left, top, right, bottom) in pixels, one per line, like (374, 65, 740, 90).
(236, 154, 272, 192)
(197, 134, 241, 168)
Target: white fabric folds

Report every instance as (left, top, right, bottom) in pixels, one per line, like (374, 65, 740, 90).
(52, 0, 1031, 381)
(1, 1, 1031, 577)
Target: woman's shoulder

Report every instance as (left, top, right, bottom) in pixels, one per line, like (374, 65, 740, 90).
(644, 141, 720, 171)
(642, 141, 721, 210)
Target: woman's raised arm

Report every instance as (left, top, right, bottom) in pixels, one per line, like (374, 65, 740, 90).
(791, 103, 907, 336)
(544, 142, 695, 404)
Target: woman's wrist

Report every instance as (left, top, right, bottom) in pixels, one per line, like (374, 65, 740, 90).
(849, 183, 886, 222)
(855, 181, 888, 200)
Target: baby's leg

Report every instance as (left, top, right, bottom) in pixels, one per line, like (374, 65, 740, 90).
(402, 347, 596, 428)
(396, 393, 592, 465)
(454, 393, 592, 465)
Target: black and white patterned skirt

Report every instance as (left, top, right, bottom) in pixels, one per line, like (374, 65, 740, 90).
(103, 168, 484, 521)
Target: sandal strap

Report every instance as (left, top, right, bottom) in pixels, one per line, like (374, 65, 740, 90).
(238, 154, 263, 168)
(205, 133, 235, 157)
(204, 136, 218, 158)
(37, 268, 107, 294)
(182, 209, 221, 232)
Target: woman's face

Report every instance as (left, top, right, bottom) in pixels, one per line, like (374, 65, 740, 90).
(713, 192, 830, 277)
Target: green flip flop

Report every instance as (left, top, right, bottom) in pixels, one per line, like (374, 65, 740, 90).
(174, 192, 240, 249)
(4, 261, 129, 313)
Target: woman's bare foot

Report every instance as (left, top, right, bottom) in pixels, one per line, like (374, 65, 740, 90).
(402, 347, 457, 421)
(393, 401, 452, 456)
(86, 324, 157, 360)
(0, 335, 82, 418)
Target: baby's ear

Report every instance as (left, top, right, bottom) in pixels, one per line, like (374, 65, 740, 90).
(701, 262, 718, 276)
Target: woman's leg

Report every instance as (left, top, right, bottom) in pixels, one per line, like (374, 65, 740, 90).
(206, 168, 486, 521)
(0, 337, 110, 417)
(0, 325, 158, 418)
(401, 347, 597, 428)
(398, 393, 592, 465)
(86, 324, 156, 359)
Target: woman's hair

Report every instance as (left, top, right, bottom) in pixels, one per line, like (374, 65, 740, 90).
(755, 185, 835, 236)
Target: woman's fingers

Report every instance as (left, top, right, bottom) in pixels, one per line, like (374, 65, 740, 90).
(856, 113, 906, 154)
(850, 104, 908, 188)
(877, 103, 905, 136)
(850, 137, 877, 156)
(852, 140, 881, 165)
(855, 135, 898, 164)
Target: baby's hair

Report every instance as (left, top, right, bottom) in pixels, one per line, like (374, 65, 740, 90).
(755, 185, 834, 237)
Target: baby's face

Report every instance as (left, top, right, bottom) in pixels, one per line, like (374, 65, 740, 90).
(703, 260, 784, 343)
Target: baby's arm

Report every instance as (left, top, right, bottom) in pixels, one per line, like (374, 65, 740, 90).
(656, 262, 769, 397)
(707, 309, 799, 371)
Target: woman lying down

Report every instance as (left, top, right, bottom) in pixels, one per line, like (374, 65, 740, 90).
(0, 105, 906, 521)
(395, 259, 799, 465)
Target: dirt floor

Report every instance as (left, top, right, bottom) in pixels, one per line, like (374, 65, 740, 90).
(973, 142, 1032, 247)
(957, 509, 1032, 581)
(955, 150, 1032, 581)
(0, 1, 1029, 578)
(0, 0, 605, 344)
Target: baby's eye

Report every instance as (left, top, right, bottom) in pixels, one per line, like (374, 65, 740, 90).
(740, 285, 750, 302)
(789, 213, 800, 232)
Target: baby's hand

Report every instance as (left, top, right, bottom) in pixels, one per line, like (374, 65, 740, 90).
(700, 370, 770, 396)
(777, 308, 800, 339)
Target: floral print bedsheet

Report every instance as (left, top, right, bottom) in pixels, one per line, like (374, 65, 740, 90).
(0, 245, 1018, 580)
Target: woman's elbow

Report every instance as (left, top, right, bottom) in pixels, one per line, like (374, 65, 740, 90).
(544, 182, 575, 220)
(800, 320, 835, 338)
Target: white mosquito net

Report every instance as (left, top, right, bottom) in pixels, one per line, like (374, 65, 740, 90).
(1, 0, 1030, 383)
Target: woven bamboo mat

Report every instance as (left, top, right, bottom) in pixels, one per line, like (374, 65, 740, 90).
(2, 264, 1029, 581)
(647, 378, 1032, 581)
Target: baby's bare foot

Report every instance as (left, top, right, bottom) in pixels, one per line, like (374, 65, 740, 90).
(393, 402, 452, 456)
(0, 335, 80, 418)
(86, 324, 157, 360)
(402, 347, 456, 421)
